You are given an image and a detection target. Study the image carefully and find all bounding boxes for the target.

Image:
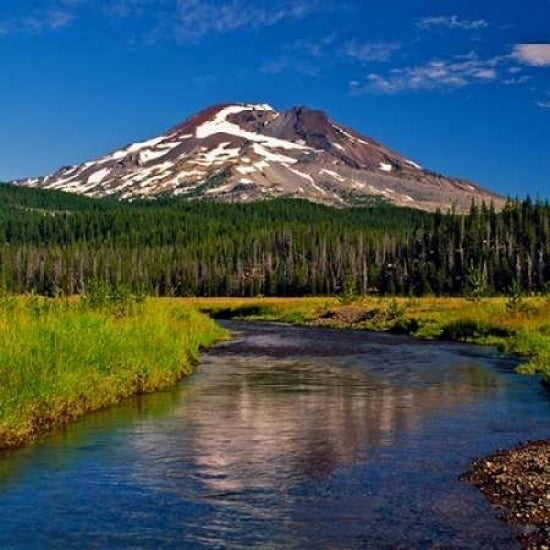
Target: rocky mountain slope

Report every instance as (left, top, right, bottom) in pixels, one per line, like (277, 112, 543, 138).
(15, 103, 502, 211)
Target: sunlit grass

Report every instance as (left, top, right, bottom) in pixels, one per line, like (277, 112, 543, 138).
(0, 296, 225, 450)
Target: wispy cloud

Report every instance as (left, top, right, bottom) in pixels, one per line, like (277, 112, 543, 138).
(361, 52, 504, 94)
(537, 100, 550, 109)
(261, 35, 399, 76)
(416, 15, 488, 31)
(174, 0, 330, 42)
(104, 0, 145, 17)
(261, 57, 322, 76)
(513, 44, 550, 67)
(98, 0, 343, 46)
(344, 41, 400, 62)
(502, 75, 532, 86)
(24, 10, 74, 32)
(0, 8, 75, 37)
(5, 0, 351, 46)
(261, 33, 339, 76)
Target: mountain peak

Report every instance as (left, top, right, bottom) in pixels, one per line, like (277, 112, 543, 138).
(14, 102, 502, 211)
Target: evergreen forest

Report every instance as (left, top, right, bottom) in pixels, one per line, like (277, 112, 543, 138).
(0, 183, 548, 298)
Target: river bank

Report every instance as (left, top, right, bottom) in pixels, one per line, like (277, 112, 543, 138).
(0, 296, 225, 452)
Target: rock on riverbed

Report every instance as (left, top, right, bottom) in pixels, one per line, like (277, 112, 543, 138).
(461, 440, 550, 549)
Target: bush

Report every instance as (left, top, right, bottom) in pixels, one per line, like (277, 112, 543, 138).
(82, 279, 145, 315)
(440, 320, 511, 341)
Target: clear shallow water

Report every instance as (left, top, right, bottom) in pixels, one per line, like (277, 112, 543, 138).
(1, 322, 550, 549)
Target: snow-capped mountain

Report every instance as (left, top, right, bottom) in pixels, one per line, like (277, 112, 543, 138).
(15, 103, 502, 211)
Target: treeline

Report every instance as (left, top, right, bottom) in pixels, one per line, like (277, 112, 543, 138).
(0, 184, 548, 297)
(383, 199, 550, 296)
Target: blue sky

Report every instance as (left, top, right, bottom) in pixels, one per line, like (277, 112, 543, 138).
(1, 0, 549, 199)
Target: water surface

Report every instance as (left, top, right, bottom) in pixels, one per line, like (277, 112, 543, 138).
(1, 322, 549, 549)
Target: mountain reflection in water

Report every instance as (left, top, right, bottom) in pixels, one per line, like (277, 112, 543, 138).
(130, 357, 501, 490)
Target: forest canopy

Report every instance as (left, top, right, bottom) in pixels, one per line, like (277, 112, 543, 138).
(0, 184, 548, 297)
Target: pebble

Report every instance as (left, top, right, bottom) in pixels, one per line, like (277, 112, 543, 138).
(461, 439, 550, 549)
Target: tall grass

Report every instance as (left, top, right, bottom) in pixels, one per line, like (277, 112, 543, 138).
(0, 296, 225, 451)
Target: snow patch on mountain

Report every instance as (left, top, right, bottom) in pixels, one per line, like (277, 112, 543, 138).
(251, 143, 297, 164)
(195, 104, 309, 153)
(87, 168, 111, 184)
(320, 169, 345, 182)
(287, 167, 327, 195)
(201, 142, 240, 163)
(332, 124, 370, 146)
(405, 159, 422, 170)
(236, 165, 256, 175)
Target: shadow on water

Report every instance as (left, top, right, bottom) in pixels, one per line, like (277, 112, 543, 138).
(0, 321, 549, 549)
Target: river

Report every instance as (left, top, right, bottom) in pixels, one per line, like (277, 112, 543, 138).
(1, 322, 549, 549)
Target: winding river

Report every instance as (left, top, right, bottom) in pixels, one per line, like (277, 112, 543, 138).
(1, 322, 549, 549)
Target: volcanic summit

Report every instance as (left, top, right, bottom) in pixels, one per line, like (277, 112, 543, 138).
(16, 103, 502, 211)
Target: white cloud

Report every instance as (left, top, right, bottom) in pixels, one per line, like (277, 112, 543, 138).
(362, 52, 503, 94)
(507, 66, 523, 74)
(513, 44, 550, 67)
(416, 15, 488, 31)
(344, 41, 400, 62)
(537, 100, 550, 109)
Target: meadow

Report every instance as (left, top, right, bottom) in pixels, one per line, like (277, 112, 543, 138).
(0, 293, 225, 451)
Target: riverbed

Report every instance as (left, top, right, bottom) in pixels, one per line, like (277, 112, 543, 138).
(1, 322, 549, 549)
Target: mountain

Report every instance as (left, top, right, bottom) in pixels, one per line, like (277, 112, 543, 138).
(15, 103, 502, 211)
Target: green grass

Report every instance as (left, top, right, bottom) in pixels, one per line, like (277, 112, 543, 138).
(0, 296, 226, 450)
